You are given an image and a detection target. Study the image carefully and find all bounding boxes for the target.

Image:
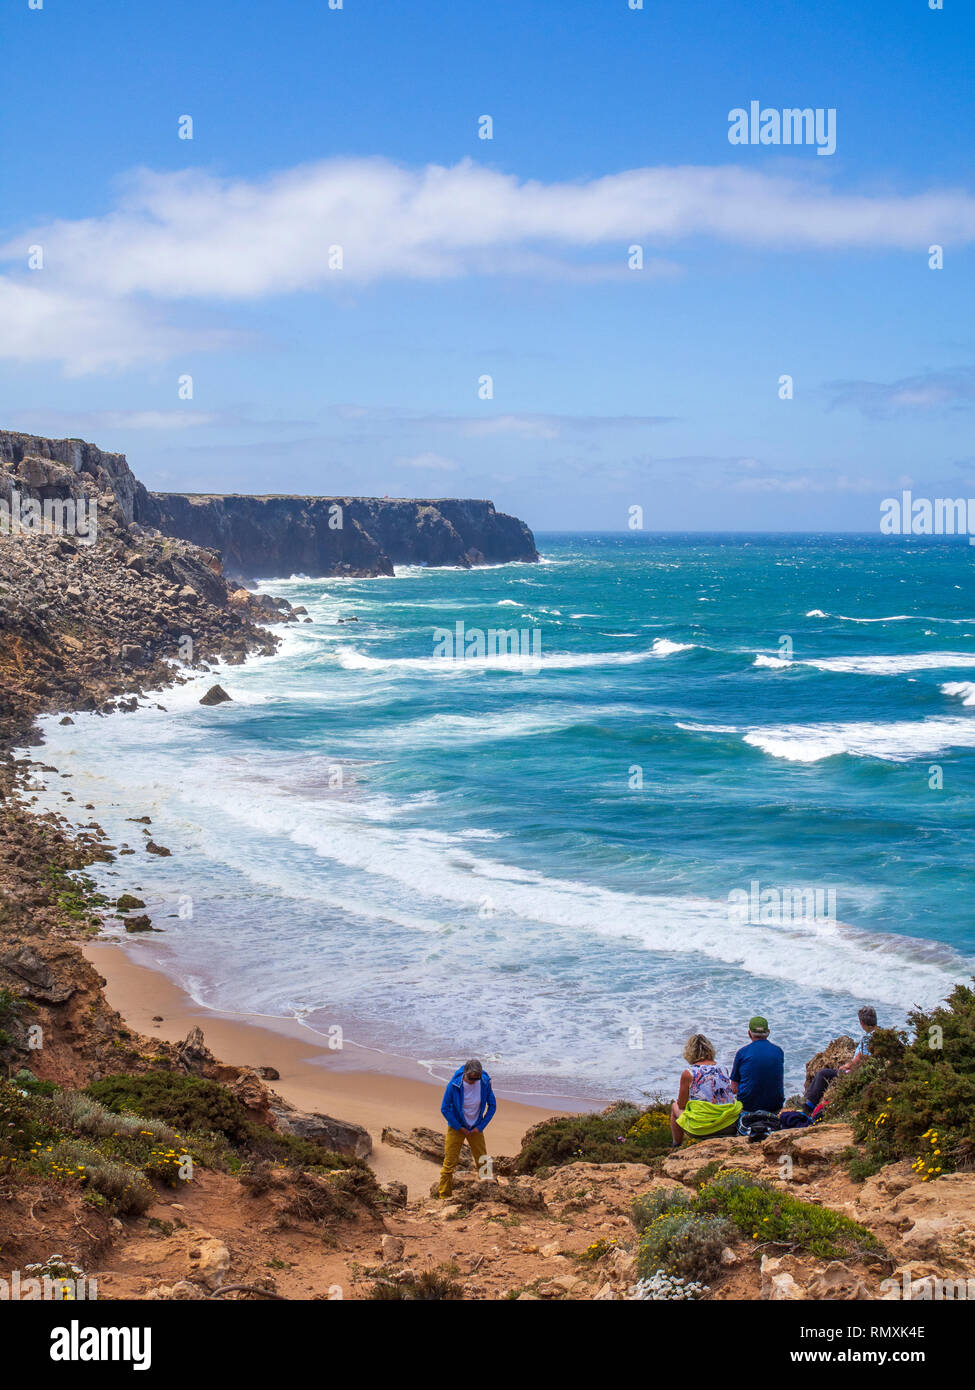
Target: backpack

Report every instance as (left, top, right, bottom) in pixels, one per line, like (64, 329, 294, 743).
(737, 1109, 783, 1142)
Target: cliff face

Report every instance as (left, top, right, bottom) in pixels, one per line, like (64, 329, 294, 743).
(140, 492, 539, 581)
(0, 430, 153, 529)
(0, 430, 539, 581)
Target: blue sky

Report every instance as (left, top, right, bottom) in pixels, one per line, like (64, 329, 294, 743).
(1, 0, 973, 531)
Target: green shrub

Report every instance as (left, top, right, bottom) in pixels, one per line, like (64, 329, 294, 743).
(88, 1072, 254, 1144)
(637, 1211, 734, 1283)
(826, 982, 975, 1178)
(515, 1101, 671, 1173)
(696, 1169, 882, 1260)
(631, 1186, 691, 1233)
(36, 1139, 154, 1216)
(0, 988, 22, 1024)
(51, 1090, 178, 1147)
(87, 1071, 356, 1169)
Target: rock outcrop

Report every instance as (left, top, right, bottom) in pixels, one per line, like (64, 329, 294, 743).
(139, 492, 539, 581)
(0, 430, 152, 528)
(1, 430, 539, 583)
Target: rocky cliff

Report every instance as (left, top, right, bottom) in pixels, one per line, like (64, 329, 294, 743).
(140, 492, 539, 581)
(0, 431, 538, 581)
(0, 430, 153, 530)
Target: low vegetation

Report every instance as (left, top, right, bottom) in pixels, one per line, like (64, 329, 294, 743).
(514, 1100, 672, 1173)
(826, 982, 975, 1179)
(367, 1270, 465, 1300)
(0, 1068, 373, 1221)
(0, 1076, 180, 1215)
(632, 1167, 884, 1284)
(87, 1070, 358, 1170)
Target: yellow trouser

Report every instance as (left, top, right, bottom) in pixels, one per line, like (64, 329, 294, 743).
(438, 1126, 487, 1198)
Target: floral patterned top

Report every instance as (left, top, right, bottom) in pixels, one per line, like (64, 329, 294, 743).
(687, 1063, 735, 1104)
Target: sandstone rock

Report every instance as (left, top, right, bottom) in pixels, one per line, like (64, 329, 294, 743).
(0, 945, 76, 1003)
(145, 840, 171, 856)
(805, 1035, 856, 1086)
(768, 1272, 806, 1301)
(761, 1123, 854, 1168)
(224, 1067, 273, 1118)
(186, 1236, 230, 1290)
(146, 1280, 207, 1301)
(806, 1261, 873, 1300)
(381, 1124, 468, 1167)
(381, 1234, 405, 1262)
(552, 1274, 581, 1293)
(270, 1101, 372, 1158)
(174, 1026, 216, 1074)
(593, 1282, 616, 1300)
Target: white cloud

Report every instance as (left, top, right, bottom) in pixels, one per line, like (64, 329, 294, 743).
(0, 277, 235, 376)
(4, 156, 975, 371)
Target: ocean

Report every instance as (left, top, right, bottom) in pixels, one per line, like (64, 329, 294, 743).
(27, 533, 975, 1103)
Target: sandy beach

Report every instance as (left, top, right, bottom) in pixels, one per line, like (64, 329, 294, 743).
(84, 941, 587, 1197)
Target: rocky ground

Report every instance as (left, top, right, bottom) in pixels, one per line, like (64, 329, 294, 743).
(7, 1101, 974, 1301)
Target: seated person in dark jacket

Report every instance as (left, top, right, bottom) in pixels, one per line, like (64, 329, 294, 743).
(804, 1006, 878, 1112)
(730, 1016, 785, 1114)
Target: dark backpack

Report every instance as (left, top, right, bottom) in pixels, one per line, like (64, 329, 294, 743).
(737, 1109, 783, 1142)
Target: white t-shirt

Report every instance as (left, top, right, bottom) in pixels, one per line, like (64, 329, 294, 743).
(462, 1080, 481, 1128)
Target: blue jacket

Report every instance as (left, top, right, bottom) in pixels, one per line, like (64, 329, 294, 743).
(441, 1065, 497, 1132)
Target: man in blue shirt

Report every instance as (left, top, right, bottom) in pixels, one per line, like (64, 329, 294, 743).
(730, 1016, 785, 1114)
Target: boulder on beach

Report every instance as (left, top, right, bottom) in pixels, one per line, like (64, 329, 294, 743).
(199, 684, 232, 706)
(124, 914, 156, 933)
(116, 894, 146, 911)
(270, 1100, 372, 1159)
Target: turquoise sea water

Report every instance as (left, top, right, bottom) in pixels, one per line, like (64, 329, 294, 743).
(30, 534, 975, 1101)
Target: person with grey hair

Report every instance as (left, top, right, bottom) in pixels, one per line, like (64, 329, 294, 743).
(804, 1006, 879, 1113)
(438, 1058, 497, 1198)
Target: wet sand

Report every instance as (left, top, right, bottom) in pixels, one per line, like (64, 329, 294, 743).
(84, 941, 590, 1197)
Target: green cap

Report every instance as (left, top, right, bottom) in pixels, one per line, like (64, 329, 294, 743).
(749, 1016, 770, 1034)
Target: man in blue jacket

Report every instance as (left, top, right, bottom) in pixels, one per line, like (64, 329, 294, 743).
(438, 1058, 497, 1198)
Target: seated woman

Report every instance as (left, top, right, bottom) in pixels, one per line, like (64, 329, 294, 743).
(670, 1033, 743, 1147)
